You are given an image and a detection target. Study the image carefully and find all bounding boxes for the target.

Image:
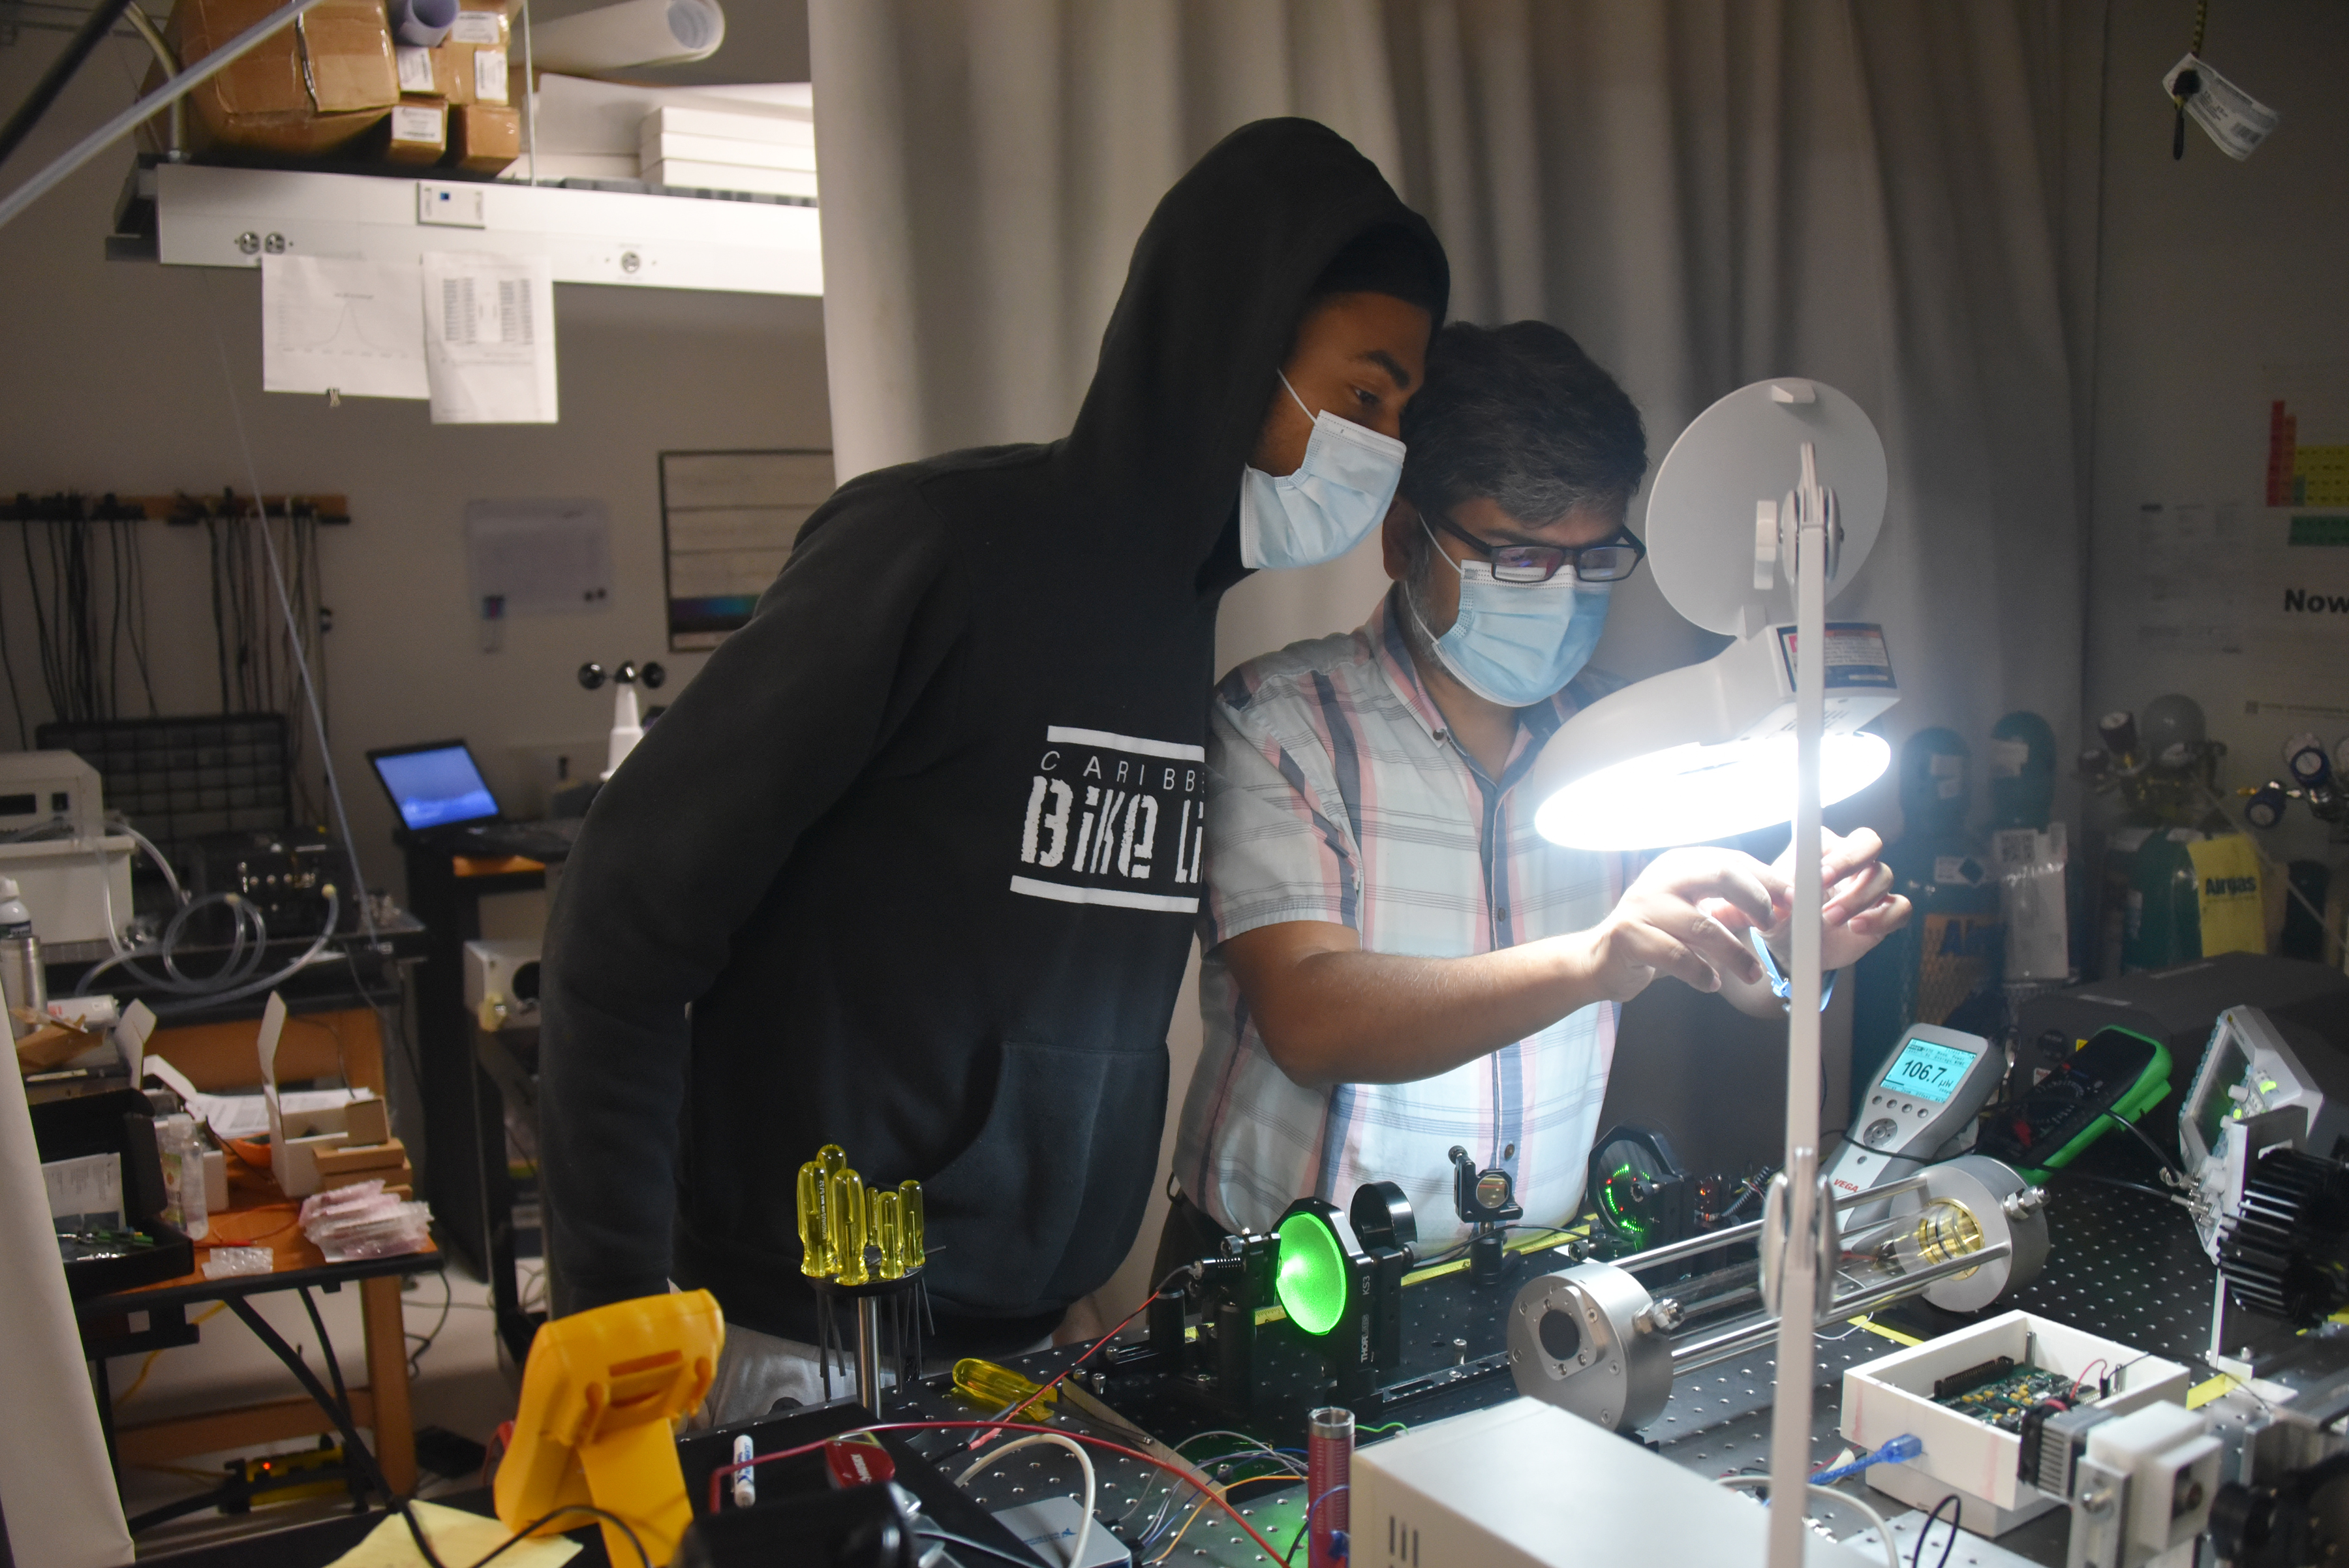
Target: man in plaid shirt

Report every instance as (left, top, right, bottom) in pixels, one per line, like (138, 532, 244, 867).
(1170, 322, 1911, 1259)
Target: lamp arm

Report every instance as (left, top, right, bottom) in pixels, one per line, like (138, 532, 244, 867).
(1764, 446, 1830, 1568)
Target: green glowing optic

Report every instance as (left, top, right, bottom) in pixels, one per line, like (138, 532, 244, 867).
(1275, 1210, 1349, 1336)
(1601, 1164, 1649, 1244)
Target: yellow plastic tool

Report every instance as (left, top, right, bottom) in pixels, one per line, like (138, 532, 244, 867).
(952, 1357, 1059, 1415)
(795, 1145, 926, 1287)
(872, 1189, 905, 1280)
(899, 1180, 925, 1269)
(827, 1165, 870, 1286)
(493, 1289, 724, 1568)
(795, 1160, 835, 1278)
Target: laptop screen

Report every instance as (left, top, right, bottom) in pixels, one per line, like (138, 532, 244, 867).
(371, 743, 499, 831)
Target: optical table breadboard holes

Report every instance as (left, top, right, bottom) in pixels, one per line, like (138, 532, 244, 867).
(902, 1180, 2213, 1567)
(1987, 1175, 2213, 1363)
(883, 1374, 1313, 1564)
(896, 1333, 1882, 1567)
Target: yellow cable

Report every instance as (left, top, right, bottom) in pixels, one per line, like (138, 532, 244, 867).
(112, 1302, 227, 1407)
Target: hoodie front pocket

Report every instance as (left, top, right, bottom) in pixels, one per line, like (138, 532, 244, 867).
(918, 1038, 1165, 1315)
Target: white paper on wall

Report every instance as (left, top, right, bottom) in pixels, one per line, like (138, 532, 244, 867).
(423, 251, 559, 423)
(465, 498, 614, 617)
(260, 255, 429, 401)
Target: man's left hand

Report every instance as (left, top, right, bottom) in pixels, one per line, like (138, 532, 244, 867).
(1704, 827, 1911, 972)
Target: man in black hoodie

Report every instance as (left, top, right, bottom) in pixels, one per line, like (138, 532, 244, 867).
(537, 118, 1448, 1417)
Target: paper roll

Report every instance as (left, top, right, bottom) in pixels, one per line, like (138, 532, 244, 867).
(527, 0, 726, 74)
(390, 0, 458, 48)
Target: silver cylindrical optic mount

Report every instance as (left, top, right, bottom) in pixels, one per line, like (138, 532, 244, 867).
(1507, 1155, 2051, 1433)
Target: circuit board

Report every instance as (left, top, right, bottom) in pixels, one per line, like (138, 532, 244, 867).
(1931, 1364, 2077, 1432)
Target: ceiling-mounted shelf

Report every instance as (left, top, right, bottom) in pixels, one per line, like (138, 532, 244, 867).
(135, 161, 820, 296)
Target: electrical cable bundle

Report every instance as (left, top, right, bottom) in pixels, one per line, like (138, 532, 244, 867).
(2, 493, 161, 745)
(204, 500, 331, 822)
(1, 493, 330, 823)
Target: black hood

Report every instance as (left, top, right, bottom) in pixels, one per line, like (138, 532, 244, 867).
(1063, 117, 1448, 579)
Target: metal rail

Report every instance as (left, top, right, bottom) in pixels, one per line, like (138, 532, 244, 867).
(1667, 1239, 2013, 1374)
(1614, 1172, 1935, 1276)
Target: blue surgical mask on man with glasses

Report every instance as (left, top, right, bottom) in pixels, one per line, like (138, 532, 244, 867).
(1406, 508, 1647, 709)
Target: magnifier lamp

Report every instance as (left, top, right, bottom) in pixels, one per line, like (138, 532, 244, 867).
(1522, 378, 1892, 1568)
(1524, 379, 1894, 850)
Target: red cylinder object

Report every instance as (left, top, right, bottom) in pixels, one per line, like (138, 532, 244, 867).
(1308, 1406, 1353, 1568)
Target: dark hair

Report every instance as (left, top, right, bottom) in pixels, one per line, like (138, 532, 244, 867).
(1399, 322, 1647, 525)
(1307, 223, 1447, 318)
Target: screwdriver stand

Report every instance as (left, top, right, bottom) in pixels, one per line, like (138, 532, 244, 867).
(808, 1270, 927, 1413)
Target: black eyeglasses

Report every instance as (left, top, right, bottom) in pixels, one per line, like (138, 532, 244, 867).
(1430, 511, 1648, 584)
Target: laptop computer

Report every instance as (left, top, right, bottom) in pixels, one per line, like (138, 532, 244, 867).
(364, 739, 580, 861)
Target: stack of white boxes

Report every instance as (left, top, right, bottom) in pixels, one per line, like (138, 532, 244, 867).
(639, 102, 816, 199)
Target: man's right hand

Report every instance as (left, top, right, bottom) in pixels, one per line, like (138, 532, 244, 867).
(1568, 849, 1787, 1003)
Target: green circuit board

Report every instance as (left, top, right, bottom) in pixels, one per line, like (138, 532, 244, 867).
(1933, 1365, 2076, 1432)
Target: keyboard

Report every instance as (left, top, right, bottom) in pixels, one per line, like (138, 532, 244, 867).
(444, 819, 583, 863)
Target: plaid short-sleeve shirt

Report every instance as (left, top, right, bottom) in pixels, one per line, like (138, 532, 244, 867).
(1173, 591, 1625, 1244)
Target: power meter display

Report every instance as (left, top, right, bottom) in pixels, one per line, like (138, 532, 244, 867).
(1882, 1036, 1976, 1103)
(1824, 1023, 2002, 1223)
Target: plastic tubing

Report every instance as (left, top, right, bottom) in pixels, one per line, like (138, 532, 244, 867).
(78, 887, 341, 1013)
(76, 892, 258, 994)
(114, 820, 185, 908)
(153, 886, 339, 1013)
(162, 892, 264, 989)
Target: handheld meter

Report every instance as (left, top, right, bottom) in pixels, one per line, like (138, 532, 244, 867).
(1826, 1024, 2004, 1220)
(2179, 1005, 2349, 1261)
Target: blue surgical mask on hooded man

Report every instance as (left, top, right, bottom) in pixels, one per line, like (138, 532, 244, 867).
(1409, 517, 1611, 709)
(1236, 371, 1408, 570)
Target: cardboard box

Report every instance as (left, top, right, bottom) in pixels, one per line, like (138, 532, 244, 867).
(447, 102, 520, 174)
(168, 0, 398, 155)
(275, 1130, 348, 1197)
(343, 1094, 390, 1146)
(382, 101, 447, 164)
(313, 1137, 408, 1178)
(444, 8, 510, 108)
(394, 43, 459, 101)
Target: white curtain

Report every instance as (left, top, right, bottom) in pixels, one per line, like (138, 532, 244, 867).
(807, 0, 2106, 1330)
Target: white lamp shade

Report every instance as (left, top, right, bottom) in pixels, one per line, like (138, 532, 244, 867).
(1535, 732, 1892, 850)
(1526, 622, 1898, 850)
